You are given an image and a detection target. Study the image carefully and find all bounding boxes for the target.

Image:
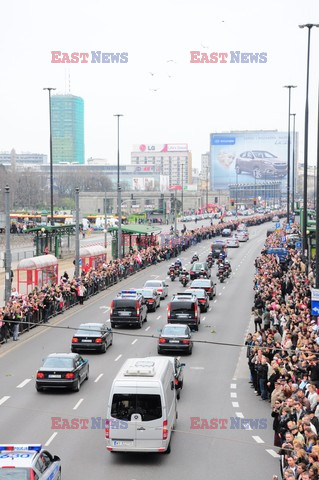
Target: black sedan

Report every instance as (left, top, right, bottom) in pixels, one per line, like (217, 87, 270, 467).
(136, 288, 161, 312)
(71, 323, 113, 353)
(190, 278, 217, 300)
(158, 324, 193, 355)
(221, 228, 232, 237)
(36, 353, 89, 392)
(185, 288, 209, 312)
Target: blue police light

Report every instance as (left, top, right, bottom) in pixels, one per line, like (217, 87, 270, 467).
(0, 445, 42, 451)
(121, 290, 137, 295)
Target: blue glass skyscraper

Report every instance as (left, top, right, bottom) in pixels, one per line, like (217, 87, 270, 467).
(51, 94, 84, 164)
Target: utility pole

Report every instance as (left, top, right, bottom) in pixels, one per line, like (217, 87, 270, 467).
(4, 185, 11, 303)
(104, 192, 107, 249)
(75, 187, 80, 277)
(114, 114, 123, 259)
(174, 190, 177, 235)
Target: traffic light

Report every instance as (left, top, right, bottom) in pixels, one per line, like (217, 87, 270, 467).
(231, 199, 235, 207)
(253, 198, 257, 206)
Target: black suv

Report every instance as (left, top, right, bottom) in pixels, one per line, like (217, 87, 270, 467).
(167, 292, 200, 331)
(189, 261, 211, 280)
(110, 290, 148, 328)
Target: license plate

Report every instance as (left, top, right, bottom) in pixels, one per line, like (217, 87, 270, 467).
(48, 374, 61, 378)
(81, 339, 92, 343)
(169, 340, 179, 343)
(112, 440, 133, 447)
(177, 314, 188, 318)
(119, 311, 130, 316)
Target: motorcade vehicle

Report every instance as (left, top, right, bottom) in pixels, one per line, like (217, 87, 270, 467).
(36, 353, 89, 392)
(71, 323, 112, 353)
(110, 290, 148, 328)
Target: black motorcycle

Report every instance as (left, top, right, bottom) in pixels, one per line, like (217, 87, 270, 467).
(169, 270, 175, 281)
(207, 257, 214, 268)
(217, 269, 225, 283)
(180, 275, 188, 287)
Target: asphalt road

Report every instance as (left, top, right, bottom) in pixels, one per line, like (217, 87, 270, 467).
(0, 219, 281, 479)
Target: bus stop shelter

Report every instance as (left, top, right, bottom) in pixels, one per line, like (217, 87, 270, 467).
(79, 245, 107, 271)
(107, 224, 162, 258)
(17, 254, 58, 294)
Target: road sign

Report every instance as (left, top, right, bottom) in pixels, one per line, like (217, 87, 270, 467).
(281, 236, 286, 243)
(275, 222, 280, 229)
(295, 241, 302, 250)
(312, 300, 319, 316)
(311, 289, 319, 301)
(286, 225, 291, 231)
(289, 218, 293, 224)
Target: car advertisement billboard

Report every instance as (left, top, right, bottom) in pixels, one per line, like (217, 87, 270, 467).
(210, 131, 293, 190)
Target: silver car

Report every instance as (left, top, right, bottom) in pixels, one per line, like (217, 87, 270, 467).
(143, 280, 168, 299)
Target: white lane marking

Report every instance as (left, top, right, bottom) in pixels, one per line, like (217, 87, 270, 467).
(231, 392, 237, 398)
(99, 306, 110, 314)
(232, 377, 237, 380)
(16, 378, 31, 389)
(157, 315, 161, 320)
(235, 412, 244, 418)
(166, 276, 169, 279)
(252, 436, 264, 444)
(151, 275, 159, 279)
(73, 398, 84, 411)
(222, 286, 225, 290)
(145, 326, 150, 332)
(115, 354, 122, 362)
(131, 339, 138, 345)
(213, 300, 217, 303)
(218, 293, 222, 296)
(231, 384, 237, 389)
(45, 432, 58, 447)
(208, 307, 212, 311)
(190, 367, 205, 370)
(202, 316, 206, 321)
(0, 396, 10, 406)
(94, 374, 103, 383)
(232, 402, 239, 408)
(266, 449, 280, 458)
(233, 272, 235, 276)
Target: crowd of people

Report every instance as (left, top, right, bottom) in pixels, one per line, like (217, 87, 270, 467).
(246, 224, 319, 479)
(0, 212, 281, 347)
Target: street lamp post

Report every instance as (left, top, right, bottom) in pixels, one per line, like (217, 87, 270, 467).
(104, 191, 107, 249)
(4, 185, 11, 303)
(284, 85, 297, 224)
(290, 113, 296, 213)
(114, 114, 123, 259)
(316, 83, 319, 287)
(299, 23, 319, 256)
(254, 171, 257, 212)
(75, 187, 80, 277)
(235, 172, 238, 217)
(206, 166, 209, 211)
(43, 87, 56, 226)
(181, 162, 184, 214)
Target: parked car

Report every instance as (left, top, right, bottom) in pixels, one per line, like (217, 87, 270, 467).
(235, 150, 287, 179)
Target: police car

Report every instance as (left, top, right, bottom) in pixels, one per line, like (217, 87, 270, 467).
(0, 444, 61, 478)
(110, 290, 148, 328)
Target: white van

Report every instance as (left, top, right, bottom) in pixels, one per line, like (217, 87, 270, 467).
(106, 357, 177, 453)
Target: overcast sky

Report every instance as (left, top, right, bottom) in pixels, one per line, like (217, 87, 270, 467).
(0, 0, 319, 168)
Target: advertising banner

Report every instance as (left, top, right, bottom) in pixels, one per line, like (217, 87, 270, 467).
(133, 143, 188, 153)
(132, 177, 155, 191)
(210, 131, 295, 190)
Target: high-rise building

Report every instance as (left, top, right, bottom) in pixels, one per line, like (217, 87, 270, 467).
(0, 149, 47, 166)
(131, 143, 192, 187)
(51, 94, 84, 164)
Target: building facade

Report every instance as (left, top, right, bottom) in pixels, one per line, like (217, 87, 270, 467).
(131, 144, 192, 187)
(51, 94, 85, 164)
(0, 149, 47, 166)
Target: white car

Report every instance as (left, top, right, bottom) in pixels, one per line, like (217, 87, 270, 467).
(227, 236, 240, 248)
(236, 231, 249, 242)
(143, 280, 168, 299)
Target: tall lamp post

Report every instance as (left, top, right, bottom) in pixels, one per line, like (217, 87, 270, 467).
(299, 24, 319, 256)
(235, 171, 238, 217)
(114, 114, 123, 259)
(206, 166, 209, 211)
(43, 87, 56, 226)
(4, 185, 12, 303)
(290, 113, 296, 213)
(181, 162, 184, 214)
(284, 85, 297, 224)
(75, 187, 80, 278)
(316, 83, 319, 287)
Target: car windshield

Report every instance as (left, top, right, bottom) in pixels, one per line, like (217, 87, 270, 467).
(162, 326, 188, 336)
(43, 357, 74, 369)
(76, 325, 102, 336)
(192, 262, 207, 271)
(111, 394, 162, 421)
(144, 281, 161, 288)
(0, 469, 31, 479)
(171, 301, 195, 312)
(137, 289, 154, 298)
(191, 280, 210, 288)
(185, 289, 205, 298)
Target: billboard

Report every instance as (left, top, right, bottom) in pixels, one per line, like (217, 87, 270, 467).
(210, 131, 295, 190)
(132, 177, 155, 191)
(133, 143, 188, 153)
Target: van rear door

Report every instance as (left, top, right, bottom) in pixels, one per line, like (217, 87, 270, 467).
(109, 388, 136, 449)
(134, 392, 164, 449)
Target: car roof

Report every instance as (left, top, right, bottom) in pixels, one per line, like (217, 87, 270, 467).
(162, 323, 189, 329)
(0, 447, 40, 468)
(185, 288, 206, 296)
(78, 323, 103, 327)
(144, 280, 163, 285)
(191, 278, 210, 284)
(46, 353, 78, 358)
